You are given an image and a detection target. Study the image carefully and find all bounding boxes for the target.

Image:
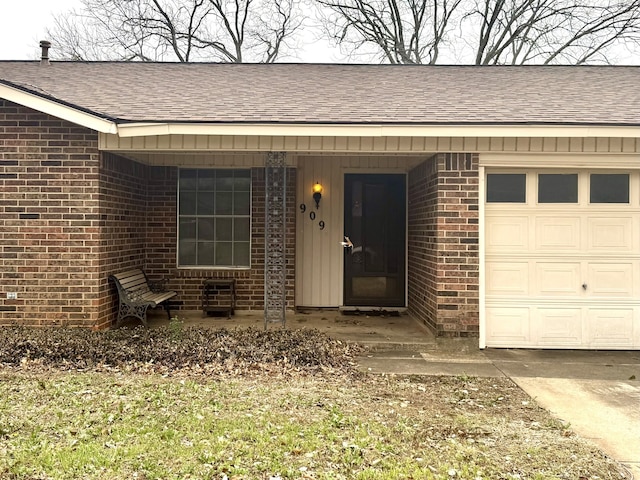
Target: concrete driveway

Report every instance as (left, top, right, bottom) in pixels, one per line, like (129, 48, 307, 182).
(360, 347, 640, 477)
(484, 349, 640, 478)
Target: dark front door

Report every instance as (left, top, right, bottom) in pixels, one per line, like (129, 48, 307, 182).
(344, 174, 406, 307)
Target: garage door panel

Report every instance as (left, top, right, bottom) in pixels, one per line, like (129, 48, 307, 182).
(534, 216, 581, 250)
(587, 309, 635, 347)
(537, 308, 583, 346)
(486, 262, 529, 295)
(587, 263, 634, 297)
(535, 262, 581, 296)
(588, 217, 633, 252)
(485, 216, 528, 251)
(484, 169, 640, 349)
(486, 307, 531, 345)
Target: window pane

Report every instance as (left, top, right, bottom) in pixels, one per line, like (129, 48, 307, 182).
(216, 242, 233, 265)
(538, 174, 578, 203)
(178, 240, 196, 265)
(179, 218, 196, 241)
(215, 218, 233, 241)
(198, 242, 215, 265)
(215, 192, 233, 215)
(234, 217, 250, 242)
(216, 171, 235, 191)
(234, 172, 251, 191)
(179, 169, 197, 190)
(197, 170, 215, 190)
(487, 174, 526, 203)
(197, 191, 214, 215)
(179, 192, 196, 215)
(234, 242, 250, 266)
(234, 191, 250, 215)
(590, 174, 629, 203)
(197, 218, 214, 241)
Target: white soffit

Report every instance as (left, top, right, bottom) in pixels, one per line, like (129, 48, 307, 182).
(115, 123, 640, 139)
(0, 83, 118, 134)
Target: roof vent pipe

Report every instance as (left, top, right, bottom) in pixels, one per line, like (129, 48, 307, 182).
(40, 40, 51, 65)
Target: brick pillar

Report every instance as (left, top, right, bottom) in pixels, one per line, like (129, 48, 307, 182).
(408, 153, 479, 336)
(95, 153, 149, 329)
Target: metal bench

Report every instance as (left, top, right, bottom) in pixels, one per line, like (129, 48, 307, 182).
(109, 269, 177, 327)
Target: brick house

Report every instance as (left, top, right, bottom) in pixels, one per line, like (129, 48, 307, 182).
(1, 60, 639, 349)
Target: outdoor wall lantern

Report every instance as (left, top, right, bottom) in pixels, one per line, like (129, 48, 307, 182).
(313, 182, 323, 209)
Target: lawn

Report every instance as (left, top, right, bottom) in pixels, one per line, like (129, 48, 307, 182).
(0, 326, 628, 480)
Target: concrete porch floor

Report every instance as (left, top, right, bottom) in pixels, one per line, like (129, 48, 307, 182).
(143, 308, 437, 351)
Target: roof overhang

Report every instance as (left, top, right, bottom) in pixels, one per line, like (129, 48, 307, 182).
(0, 82, 118, 134)
(116, 122, 640, 138)
(1, 83, 639, 139)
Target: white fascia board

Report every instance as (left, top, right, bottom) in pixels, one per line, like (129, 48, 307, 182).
(0, 83, 118, 134)
(115, 122, 640, 138)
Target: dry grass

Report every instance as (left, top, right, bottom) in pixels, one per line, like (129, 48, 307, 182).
(0, 325, 630, 479)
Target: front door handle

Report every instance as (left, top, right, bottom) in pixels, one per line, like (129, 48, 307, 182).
(582, 283, 587, 291)
(341, 236, 353, 250)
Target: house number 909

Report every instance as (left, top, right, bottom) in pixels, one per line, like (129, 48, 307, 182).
(300, 203, 325, 229)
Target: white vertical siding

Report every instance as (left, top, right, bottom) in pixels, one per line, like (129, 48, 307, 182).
(295, 156, 344, 307)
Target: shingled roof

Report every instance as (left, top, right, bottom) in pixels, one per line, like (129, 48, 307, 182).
(0, 62, 639, 126)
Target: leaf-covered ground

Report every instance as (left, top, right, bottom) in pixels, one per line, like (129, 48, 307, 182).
(0, 325, 362, 375)
(0, 326, 631, 479)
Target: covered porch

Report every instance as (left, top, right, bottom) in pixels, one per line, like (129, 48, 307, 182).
(97, 144, 480, 337)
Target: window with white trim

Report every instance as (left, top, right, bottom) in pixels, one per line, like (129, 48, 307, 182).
(178, 169, 251, 267)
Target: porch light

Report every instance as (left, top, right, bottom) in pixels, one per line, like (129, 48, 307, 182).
(312, 182, 323, 209)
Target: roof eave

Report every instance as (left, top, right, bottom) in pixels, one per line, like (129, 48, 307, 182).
(1, 83, 638, 139)
(116, 122, 640, 139)
(0, 82, 118, 134)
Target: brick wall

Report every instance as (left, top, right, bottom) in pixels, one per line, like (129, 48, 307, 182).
(407, 157, 439, 332)
(95, 153, 148, 329)
(408, 153, 479, 336)
(0, 100, 100, 327)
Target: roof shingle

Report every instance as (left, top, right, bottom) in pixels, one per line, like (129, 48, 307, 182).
(0, 62, 638, 126)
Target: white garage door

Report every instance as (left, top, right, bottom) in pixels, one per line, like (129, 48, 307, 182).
(485, 170, 640, 349)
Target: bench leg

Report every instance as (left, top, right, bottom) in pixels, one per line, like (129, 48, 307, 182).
(164, 302, 172, 320)
(116, 302, 150, 328)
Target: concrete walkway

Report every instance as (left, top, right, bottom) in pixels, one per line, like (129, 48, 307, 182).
(359, 344, 640, 478)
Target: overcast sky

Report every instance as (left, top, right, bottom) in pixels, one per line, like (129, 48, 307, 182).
(0, 0, 340, 62)
(1, 1, 638, 63)
(0, 0, 82, 60)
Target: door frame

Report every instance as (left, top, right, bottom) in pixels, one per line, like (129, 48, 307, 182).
(340, 169, 409, 308)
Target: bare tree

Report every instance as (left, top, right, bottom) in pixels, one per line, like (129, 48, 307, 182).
(472, 0, 640, 64)
(47, 0, 304, 62)
(316, 0, 463, 63)
(317, 0, 640, 64)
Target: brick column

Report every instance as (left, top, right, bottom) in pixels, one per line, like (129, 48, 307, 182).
(408, 153, 479, 336)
